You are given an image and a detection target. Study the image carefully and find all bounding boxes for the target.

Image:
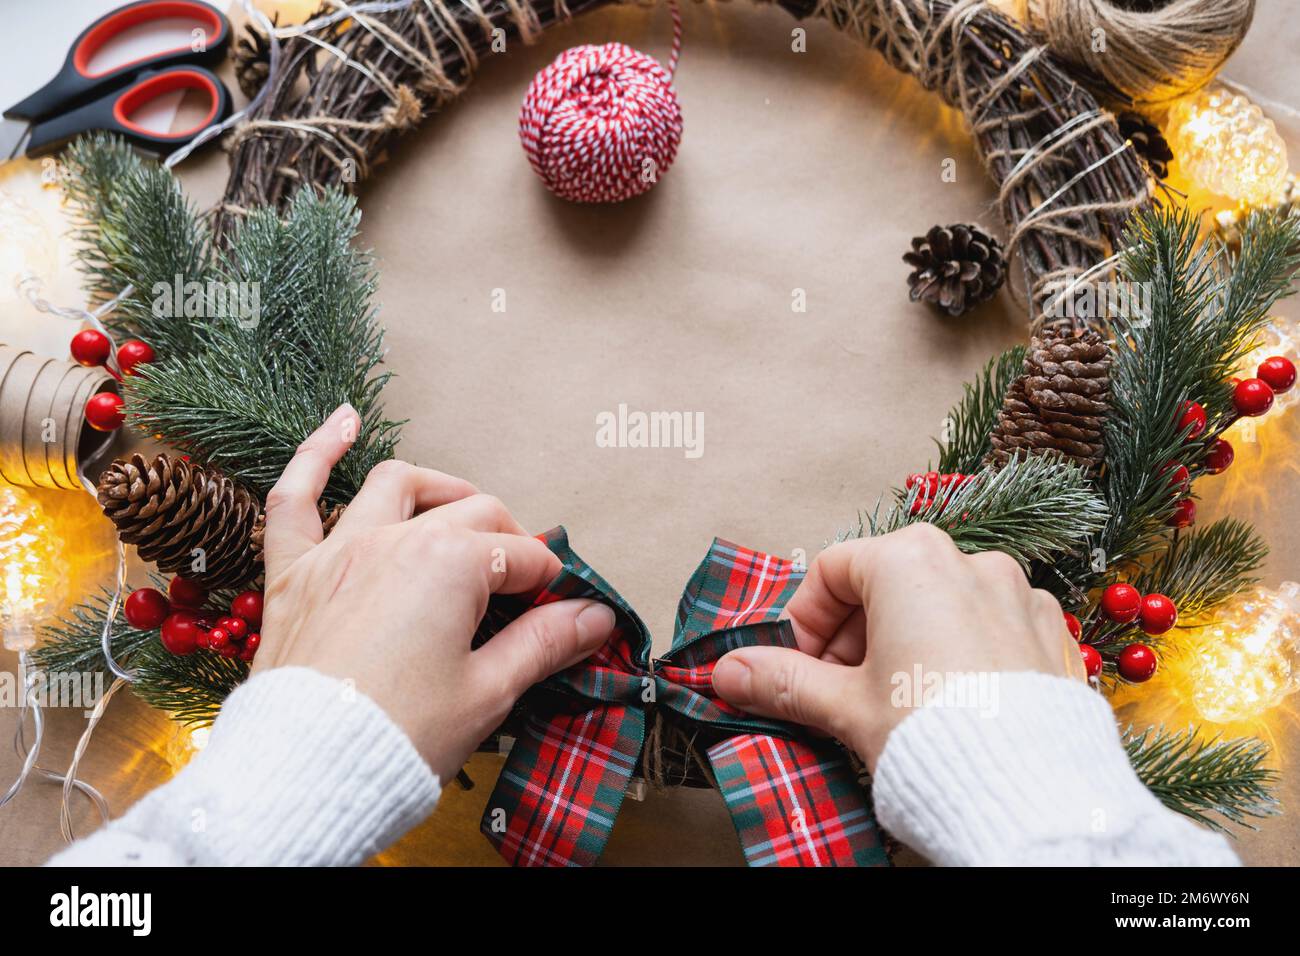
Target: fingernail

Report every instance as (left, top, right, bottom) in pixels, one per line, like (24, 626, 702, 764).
(575, 602, 616, 647)
(713, 655, 752, 705)
(328, 402, 356, 422)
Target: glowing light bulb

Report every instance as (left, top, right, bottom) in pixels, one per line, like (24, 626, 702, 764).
(164, 723, 211, 773)
(1177, 583, 1299, 724)
(0, 188, 57, 305)
(0, 485, 67, 650)
(1166, 87, 1289, 207)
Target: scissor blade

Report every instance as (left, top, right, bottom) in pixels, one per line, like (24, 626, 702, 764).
(0, 118, 32, 163)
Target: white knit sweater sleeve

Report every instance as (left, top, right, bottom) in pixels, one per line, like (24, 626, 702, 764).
(47, 667, 441, 867)
(871, 670, 1239, 866)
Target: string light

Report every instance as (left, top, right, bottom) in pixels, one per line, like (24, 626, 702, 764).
(1166, 86, 1290, 207)
(0, 188, 58, 307)
(164, 724, 211, 774)
(0, 486, 67, 652)
(1175, 583, 1300, 724)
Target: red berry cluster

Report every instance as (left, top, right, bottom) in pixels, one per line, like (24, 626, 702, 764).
(1231, 355, 1295, 418)
(905, 471, 975, 515)
(1062, 585, 1172, 683)
(69, 329, 156, 433)
(124, 577, 263, 663)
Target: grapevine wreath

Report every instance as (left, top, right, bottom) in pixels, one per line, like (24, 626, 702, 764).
(18, 0, 1300, 865)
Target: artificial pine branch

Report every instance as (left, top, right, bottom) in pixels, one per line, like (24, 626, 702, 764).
(853, 453, 1108, 566)
(33, 586, 156, 677)
(1124, 725, 1280, 832)
(1134, 519, 1267, 620)
(1101, 206, 1300, 572)
(62, 133, 215, 356)
(34, 581, 246, 727)
(124, 187, 401, 502)
(937, 345, 1027, 474)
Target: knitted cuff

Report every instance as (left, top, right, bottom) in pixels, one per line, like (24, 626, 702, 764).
(113, 667, 441, 865)
(871, 671, 1237, 866)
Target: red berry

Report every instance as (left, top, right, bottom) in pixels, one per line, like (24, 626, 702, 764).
(1063, 611, 1082, 641)
(70, 329, 111, 367)
(218, 642, 240, 658)
(243, 632, 261, 655)
(1161, 461, 1190, 495)
(910, 495, 933, 516)
(116, 339, 155, 376)
(230, 590, 264, 628)
(1176, 400, 1207, 439)
(1117, 643, 1158, 682)
(1233, 378, 1275, 417)
(1100, 583, 1142, 624)
(1204, 438, 1234, 475)
(124, 588, 170, 630)
(196, 629, 211, 650)
(1138, 593, 1178, 635)
(1079, 644, 1103, 678)
(160, 611, 203, 655)
(218, 616, 248, 640)
(207, 627, 231, 650)
(168, 576, 207, 609)
(1168, 497, 1196, 528)
(1257, 356, 1296, 394)
(84, 391, 124, 431)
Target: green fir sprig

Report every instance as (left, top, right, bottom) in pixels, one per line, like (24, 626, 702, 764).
(1125, 725, 1280, 832)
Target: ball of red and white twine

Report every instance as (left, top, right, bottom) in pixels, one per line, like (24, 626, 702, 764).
(519, 1, 683, 203)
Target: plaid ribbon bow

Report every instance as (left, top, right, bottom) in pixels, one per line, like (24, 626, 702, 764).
(475, 528, 889, 868)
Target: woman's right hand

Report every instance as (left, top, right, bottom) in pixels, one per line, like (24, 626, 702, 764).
(712, 523, 1084, 770)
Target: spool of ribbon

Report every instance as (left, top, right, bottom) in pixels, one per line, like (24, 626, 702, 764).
(0, 344, 117, 490)
(475, 528, 890, 867)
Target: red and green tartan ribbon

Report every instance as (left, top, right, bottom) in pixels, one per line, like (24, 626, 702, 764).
(476, 528, 889, 868)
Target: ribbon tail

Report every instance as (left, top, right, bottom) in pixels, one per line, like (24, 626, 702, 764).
(481, 704, 645, 867)
(707, 733, 890, 867)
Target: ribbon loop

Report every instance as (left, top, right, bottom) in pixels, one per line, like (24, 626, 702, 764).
(477, 528, 889, 867)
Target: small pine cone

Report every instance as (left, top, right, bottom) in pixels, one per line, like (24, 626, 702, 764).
(248, 502, 346, 564)
(96, 454, 261, 590)
(1117, 112, 1174, 181)
(904, 223, 1007, 317)
(231, 16, 276, 100)
(986, 328, 1112, 475)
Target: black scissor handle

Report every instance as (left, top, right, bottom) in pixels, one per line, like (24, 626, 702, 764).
(4, 0, 230, 124)
(24, 64, 231, 157)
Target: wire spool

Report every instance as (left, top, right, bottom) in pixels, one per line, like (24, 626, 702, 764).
(1016, 0, 1256, 111)
(0, 345, 118, 490)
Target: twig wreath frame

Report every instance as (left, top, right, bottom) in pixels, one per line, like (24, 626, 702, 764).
(218, 0, 1154, 327)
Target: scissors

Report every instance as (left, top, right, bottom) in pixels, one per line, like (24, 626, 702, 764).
(0, 0, 233, 162)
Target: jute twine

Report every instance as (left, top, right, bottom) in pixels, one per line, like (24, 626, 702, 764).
(1015, 0, 1255, 109)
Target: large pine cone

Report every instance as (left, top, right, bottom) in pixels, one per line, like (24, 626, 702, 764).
(904, 223, 1007, 317)
(986, 328, 1112, 475)
(96, 454, 261, 590)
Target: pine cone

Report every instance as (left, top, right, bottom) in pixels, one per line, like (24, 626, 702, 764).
(904, 224, 1007, 317)
(1117, 112, 1174, 181)
(96, 454, 261, 590)
(986, 328, 1112, 475)
(249, 502, 345, 563)
(231, 16, 276, 100)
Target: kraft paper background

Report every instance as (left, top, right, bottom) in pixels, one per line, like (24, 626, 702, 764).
(2, 0, 1298, 865)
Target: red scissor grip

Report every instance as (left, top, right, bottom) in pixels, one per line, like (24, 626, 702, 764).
(74, 0, 225, 78)
(112, 68, 221, 139)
